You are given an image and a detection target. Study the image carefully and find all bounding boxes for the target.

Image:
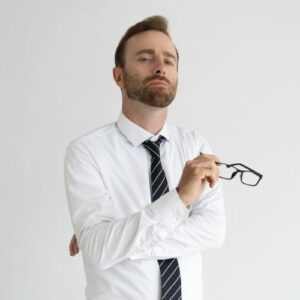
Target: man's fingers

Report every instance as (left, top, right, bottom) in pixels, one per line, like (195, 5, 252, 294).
(190, 154, 220, 186)
(191, 155, 220, 173)
(178, 152, 221, 205)
(198, 153, 220, 164)
(206, 172, 219, 188)
(69, 234, 79, 256)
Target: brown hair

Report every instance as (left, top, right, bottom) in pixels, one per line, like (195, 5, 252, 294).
(114, 15, 178, 68)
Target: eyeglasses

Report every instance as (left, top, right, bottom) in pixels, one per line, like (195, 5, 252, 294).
(215, 162, 263, 186)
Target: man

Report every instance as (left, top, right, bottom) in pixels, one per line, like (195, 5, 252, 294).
(65, 16, 225, 300)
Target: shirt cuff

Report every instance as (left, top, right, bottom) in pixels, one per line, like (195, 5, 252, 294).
(148, 188, 190, 231)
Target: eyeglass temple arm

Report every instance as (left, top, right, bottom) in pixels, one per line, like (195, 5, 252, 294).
(215, 162, 263, 178)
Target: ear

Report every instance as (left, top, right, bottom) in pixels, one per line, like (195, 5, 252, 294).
(113, 67, 124, 88)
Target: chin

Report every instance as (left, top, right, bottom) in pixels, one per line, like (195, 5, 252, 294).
(141, 92, 175, 108)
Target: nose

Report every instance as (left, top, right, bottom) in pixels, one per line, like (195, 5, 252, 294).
(154, 68, 165, 76)
(153, 56, 166, 76)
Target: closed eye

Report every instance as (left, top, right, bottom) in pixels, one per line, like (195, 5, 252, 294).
(137, 56, 152, 62)
(165, 59, 175, 66)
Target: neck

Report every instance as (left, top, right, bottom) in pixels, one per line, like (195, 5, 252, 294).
(122, 100, 168, 135)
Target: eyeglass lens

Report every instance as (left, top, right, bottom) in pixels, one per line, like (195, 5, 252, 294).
(218, 164, 260, 186)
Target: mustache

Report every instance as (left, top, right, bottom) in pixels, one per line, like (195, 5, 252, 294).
(143, 75, 170, 85)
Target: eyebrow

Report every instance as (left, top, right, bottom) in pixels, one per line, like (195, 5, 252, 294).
(136, 49, 177, 61)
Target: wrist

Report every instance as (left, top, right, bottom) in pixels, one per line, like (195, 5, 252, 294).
(176, 187, 191, 208)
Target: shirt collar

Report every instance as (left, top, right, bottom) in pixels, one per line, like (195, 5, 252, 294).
(116, 113, 170, 147)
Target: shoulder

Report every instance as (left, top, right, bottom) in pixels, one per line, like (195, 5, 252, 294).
(167, 123, 207, 146)
(167, 123, 213, 154)
(66, 122, 118, 154)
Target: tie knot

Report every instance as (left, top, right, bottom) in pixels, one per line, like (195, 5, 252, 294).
(142, 135, 165, 158)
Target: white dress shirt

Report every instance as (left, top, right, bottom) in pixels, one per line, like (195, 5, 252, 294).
(64, 113, 225, 300)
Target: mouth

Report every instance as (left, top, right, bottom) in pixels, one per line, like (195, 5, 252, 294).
(147, 80, 169, 87)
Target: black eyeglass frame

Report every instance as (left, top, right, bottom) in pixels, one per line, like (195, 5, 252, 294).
(215, 162, 263, 186)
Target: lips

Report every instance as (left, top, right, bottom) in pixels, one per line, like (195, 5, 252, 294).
(147, 80, 169, 87)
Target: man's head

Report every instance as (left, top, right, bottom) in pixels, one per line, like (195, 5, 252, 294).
(113, 16, 179, 108)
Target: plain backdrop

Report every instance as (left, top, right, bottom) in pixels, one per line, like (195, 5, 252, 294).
(1, 0, 300, 299)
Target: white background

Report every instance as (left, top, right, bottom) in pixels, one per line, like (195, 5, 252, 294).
(1, 0, 300, 299)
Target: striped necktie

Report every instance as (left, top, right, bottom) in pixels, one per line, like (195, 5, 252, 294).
(143, 136, 182, 300)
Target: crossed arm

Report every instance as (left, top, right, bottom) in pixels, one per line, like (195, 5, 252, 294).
(67, 152, 225, 258)
(65, 142, 224, 268)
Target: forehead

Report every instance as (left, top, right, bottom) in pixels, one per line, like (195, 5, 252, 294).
(125, 30, 177, 58)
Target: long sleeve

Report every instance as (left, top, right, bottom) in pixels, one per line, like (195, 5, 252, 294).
(64, 142, 190, 270)
(129, 182, 225, 260)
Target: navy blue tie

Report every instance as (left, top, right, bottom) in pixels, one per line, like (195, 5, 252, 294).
(143, 136, 182, 300)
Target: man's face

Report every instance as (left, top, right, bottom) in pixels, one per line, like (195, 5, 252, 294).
(120, 30, 178, 108)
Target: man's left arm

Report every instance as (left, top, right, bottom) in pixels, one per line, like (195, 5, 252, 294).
(68, 176, 224, 258)
(129, 181, 225, 260)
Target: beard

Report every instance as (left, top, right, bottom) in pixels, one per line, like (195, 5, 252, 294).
(122, 70, 177, 108)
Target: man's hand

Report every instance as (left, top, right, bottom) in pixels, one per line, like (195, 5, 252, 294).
(69, 234, 79, 256)
(177, 153, 220, 206)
